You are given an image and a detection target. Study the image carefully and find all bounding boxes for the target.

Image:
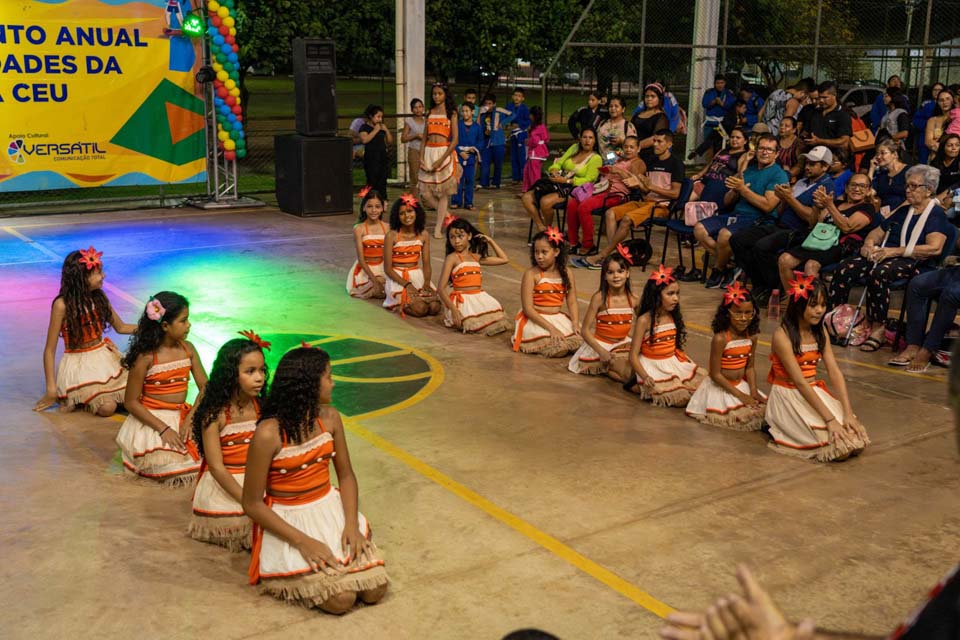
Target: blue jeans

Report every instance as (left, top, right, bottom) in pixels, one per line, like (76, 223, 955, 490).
(452, 155, 477, 207)
(510, 131, 527, 181)
(905, 266, 960, 352)
(480, 144, 505, 187)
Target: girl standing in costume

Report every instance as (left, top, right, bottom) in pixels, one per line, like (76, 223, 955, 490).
(437, 216, 511, 335)
(418, 82, 460, 239)
(346, 187, 388, 299)
(383, 194, 440, 317)
(627, 266, 704, 407)
(188, 332, 270, 551)
(512, 228, 582, 357)
(568, 245, 638, 381)
(116, 291, 207, 486)
(35, 247, 135, 416)
(766, 275, 869, 462)
(243, 346, 389, 615)
(686, 283, 766, 430)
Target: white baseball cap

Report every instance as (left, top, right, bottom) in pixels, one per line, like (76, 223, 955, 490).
(802, 145, 833, 164)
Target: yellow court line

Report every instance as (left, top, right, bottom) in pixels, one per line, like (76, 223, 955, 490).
(332, 371, 432, 384)
(304, 336, 348, 346)
(345, 418, 675, 618)
(330, 350, 411, 366)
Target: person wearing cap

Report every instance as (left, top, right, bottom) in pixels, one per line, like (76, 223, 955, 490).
(728, 145, 835, 305)
(804, 81, 852, 158)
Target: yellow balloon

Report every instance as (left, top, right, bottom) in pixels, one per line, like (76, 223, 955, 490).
(224, 139, 237, 151)
(229, 27, 237, 36)
(207, 1, 219, 12)
(229, 88, 240, 97)
(216, 70, 228, 82)
(212, 62, 223, 72)
(223, 16, 235, 28)
(217, 6, 229, 18)
(225, 79, 236, 90)
(235, 95, 242, 105)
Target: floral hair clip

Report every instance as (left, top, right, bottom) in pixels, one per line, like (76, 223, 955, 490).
(145, 297, 166, 322)
(443, 214, 459, 228)
(615, 243, 634, 265)
(358, 185, 372, 199)
(239, 330, 272, 351)
(787, 272, 816, 301)
(78, 246, 103, 271)
(648, 264, 675, 285)
(723, 281, 749, 306)
(400, 193, 419, 208)
(544, 226, 564, 245)
(300, 341, 315, 350)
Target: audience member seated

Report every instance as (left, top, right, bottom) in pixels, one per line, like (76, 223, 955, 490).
(914, 82, 945, 163)
(631, 84, 671, 151)
(689, 100, 746, 160)
(778, 173, 877, 290)
(932, 133, 960, 218)
(566, 135, 646, 256)
(925, 89, 955, 161)
(728, 146, 835, 305)
(739, 85, 764, 132)
(698, 134, 787, 288)
(827, 147, 853, 195)
(875, 86, 911, 154)
(870, 74, 903, 133)
(700, 74, 736, 150)
(775, 115, 803, 181)
(521, 127, 601, 232)
(595, 96, 636, 164)
(759, 80, 808, 135)
(890, 265, 960, 372)
(804, 81, 852, 158)
(688, 128, 747, 213)
(795, 86, 820, 135)
(572, 130, 683, 269)
(868, 138, 910, 211)
(829, 165, 949, 352)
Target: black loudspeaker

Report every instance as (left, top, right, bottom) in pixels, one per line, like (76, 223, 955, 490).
(293, 38, 336, 136)
(274, 135, 352, 216)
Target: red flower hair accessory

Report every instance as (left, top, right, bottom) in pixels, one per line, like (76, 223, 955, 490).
(787, 272, 816, 301)
(300, 341, 315, 350)
(238, 330, 272, 351)
(358, 185, 372, 198)
(648, 264, 675, 285)
(443, 214, 459, 228)
(615, 243, 634, 265)
(544, 226, 564, 245)
(723, 281, 749, 306)
(400, 193, 419, 208)
(78, 246, 103, 271)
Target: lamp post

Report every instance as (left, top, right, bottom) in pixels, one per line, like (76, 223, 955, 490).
(903, 0, 916, 85)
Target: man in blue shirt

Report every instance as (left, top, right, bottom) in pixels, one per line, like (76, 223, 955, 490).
(508, 88, 531, 184)
(701, 75, 736, 143)
(739, 86, 765, 133)
(729, 145, 835, 302)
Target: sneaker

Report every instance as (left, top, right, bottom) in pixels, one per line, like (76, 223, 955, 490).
(705, 268, 727, 289)
(719, 267, 742, 289)
(752, 288, 771, 308)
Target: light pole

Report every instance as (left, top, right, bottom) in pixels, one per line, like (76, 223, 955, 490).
(903, 0, 916, 85)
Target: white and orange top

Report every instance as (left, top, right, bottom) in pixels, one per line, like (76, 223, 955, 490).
(641, 323, 690, 362)
(594, 297, 634, 344)
(358, 220, 387, 266)
(721, 332, 753, 372)
(768, 344, 822, 389)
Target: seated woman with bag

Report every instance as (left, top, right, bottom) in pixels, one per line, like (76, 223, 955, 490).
(777, 173, 877, 290)
(521, 127, 602, 232)
(684, 128, 747, 227)
(828, 165, 949, 352)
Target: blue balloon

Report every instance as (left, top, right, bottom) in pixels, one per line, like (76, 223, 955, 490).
(227, 113, 237, 122)
(228, 52, 238, 63)
(220, 43, 232, 55)
(213, 34, 225, 46)
(214, 97, 224, 106)
(219, 105, 231, 116)
(238, 130, 245, 139)
(232, 121, 242, 131)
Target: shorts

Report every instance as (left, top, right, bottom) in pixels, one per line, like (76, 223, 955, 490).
(609, 201, 669, 227)
(699, 213, 758, 238)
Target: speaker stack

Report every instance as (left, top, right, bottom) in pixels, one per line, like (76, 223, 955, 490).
(275, 39, 353, 216)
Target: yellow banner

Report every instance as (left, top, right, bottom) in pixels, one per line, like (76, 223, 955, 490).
(0, 0, 207, 192)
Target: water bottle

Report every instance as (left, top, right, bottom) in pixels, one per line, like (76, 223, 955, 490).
(767, 289, 781, 322)
(485, 201, 495, 236)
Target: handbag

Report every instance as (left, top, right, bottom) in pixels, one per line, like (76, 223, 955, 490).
(824, 304, 869, 346)
(593, 178, 610, 194)
(800, 222, 840, 251)
(850, 128, 875, 153)
(683, 201, 718, 226)
(570, 182, 594, 202)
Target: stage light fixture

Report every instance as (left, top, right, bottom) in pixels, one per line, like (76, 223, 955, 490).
(196, 65, 216, 84)
(182, 12, 205, 37)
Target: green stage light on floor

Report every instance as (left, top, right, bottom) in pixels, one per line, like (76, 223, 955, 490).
(182, 13, 204, 37)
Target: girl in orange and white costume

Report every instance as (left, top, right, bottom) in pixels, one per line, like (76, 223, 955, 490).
(383, 194, 440, 317)
(116, 291, 207, 486)
(243, 346, 388, 615)
(765, 275, 869, 462)
(512, 227, 582, 357)
(418, 82, 460, 239)
(188, 332, 270, 551)
(35, 247, 135, 416)
(437, 216, 512, 335)
(686, 283, 767, 430)
(568, 244, 638, 381)
(346, 187, 388, 299)
(627, 265, 704, 407)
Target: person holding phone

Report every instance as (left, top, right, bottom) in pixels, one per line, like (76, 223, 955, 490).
(596, 96, 636, 165)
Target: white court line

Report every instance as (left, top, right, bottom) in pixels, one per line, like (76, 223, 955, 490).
(2, 226, 61, 260)
(2, 206, 252, 229)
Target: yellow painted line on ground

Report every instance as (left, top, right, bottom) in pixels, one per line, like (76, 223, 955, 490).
(345, 417, 675, 618)
(330, 350, 410, 366)
(303, 336, 349, 346)
(332, 371, 432, 384)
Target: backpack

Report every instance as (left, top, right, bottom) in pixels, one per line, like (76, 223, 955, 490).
(824, 304, 869, 346)
(763, 89, 790, 136)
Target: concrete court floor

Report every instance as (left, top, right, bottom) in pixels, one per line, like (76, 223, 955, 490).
(0, 188, 957, 640)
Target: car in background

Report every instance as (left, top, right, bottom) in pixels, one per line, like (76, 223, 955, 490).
(840, 85, 884, 119)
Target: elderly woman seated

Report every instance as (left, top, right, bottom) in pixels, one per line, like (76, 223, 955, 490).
(828, 165, 950, 352)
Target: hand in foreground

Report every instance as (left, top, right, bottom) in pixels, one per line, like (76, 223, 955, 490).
(297, 537, 345, 575)
(341, 524, 372, 566)
(159, 426, 186, 452)
(34, 391, 58, 412)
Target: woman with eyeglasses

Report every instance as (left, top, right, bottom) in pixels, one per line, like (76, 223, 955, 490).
(777, 175, 878, 291)
(828, 165, 950, 352)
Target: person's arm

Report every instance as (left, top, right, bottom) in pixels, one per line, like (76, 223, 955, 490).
(107, 301, 136, 334)
(477, 234, 509, 266)
(35, 298, 65, 410)
(708, 332, 756, 405)
(730, 175, 781, 213)
(124, 353, 187, 450)
(383, 232, 405, 284)
(579, 293, 609, 361)
(745, 336, 764, 401)
(646, 179, 681, 201)
(326, 407, 371, 565)
(891, 113, 910, 141)
(242, 419, 345, 574)
(830, 203, 872, 234)
(358, 123, 377, 144)
(550, 144, 576, 175)
(419, 231, 434, 291)
(821, 339, 868, 442)
(564, 271, 580, 332)
(926, 117, 940, 152)
(352, 225, 379, 282)
(879, 230, 945, 261)
(628, 313, 653, 384)
(436, 253, 459, 316)
(200, 411, 244, 503)
(400, 120, 418, 144)
(701, 91, 713, 110)
(185, 340, 208, 396)
(382, 121, 394, 145)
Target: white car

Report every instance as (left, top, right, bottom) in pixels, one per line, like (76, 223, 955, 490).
(839, 85, 885, 119)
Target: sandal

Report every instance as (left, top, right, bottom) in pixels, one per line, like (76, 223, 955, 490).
(859, 337, 883, 352)
(906, 361, 931, 373)
(887, 356, 911, 366)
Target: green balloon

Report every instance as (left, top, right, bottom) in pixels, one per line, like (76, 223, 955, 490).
(237, 140, 246, 149)
(237, 149, 247, 159)
(229, 71, 239, 81)
(224, 62, 234, 72)
(229, 130, 239, 140)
